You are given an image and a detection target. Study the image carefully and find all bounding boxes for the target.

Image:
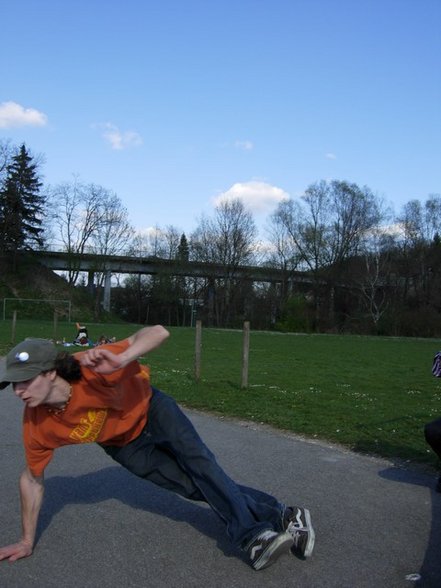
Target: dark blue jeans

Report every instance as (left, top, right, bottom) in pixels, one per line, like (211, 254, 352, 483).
(425, 417, 441, 461)
(100, 388, 285, 548)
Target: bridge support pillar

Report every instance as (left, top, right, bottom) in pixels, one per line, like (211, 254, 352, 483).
(103, 271, 111, 312)
(87, 271, 95, 294)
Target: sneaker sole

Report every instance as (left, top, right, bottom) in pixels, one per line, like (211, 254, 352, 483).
(253, 532, 293, 571)
(291, 508, 315, 558)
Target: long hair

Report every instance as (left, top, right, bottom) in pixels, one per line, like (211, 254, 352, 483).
(53, 352, 82, 382)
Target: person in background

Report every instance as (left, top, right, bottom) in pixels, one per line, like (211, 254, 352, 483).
(424, 419, 441, 492)
(0, 326, 315, 571)
(73, 322, 90, 346)
(424, 351, 441, 493)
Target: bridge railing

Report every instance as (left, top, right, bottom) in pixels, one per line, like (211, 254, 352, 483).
(42, 243, 152, 258)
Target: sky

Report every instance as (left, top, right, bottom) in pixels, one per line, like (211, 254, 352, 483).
(1, 0, 440, 241)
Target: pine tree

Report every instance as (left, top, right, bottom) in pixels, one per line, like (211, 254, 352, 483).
(177, 233, 189, 261)
(0, 144, 45, 254)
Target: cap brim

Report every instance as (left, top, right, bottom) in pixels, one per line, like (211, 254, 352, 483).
(0, 364, 44, 388)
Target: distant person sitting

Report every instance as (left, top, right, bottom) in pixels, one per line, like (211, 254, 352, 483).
(73, 323, 89, 347)
(96, 335, 112, 346)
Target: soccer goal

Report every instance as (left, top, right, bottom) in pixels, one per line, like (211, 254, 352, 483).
(2, 298, 72, 322)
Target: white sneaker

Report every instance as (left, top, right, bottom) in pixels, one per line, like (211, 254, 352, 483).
(283, 506, 315, 558)
(246, 529, 293, 570)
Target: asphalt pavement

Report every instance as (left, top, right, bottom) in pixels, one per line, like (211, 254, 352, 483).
(0, 372, 440, 588)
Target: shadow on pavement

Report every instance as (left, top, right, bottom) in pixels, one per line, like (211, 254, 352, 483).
(37, 466, 240, 560)
(379, 465, 441, 588)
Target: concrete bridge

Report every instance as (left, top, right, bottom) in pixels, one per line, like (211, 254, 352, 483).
(33, 249, 314, 312)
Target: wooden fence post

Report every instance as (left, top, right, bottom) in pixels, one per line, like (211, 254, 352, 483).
(11, 310, 17, 344)
(53, 310, 58, 341)
(241, 321, 250, 389)
(195, 320, 202, 382)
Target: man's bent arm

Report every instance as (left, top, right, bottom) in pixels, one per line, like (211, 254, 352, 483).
(80, 325, 170, 373)
(124, 325, 170, 363)
(0, 467, 44, 562)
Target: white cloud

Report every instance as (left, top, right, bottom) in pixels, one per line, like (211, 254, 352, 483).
(213, 180, 289, 215)
(136, 225, 163, 239)
(325, 152, 337, 160)
(235, 139, 254, 151)
(375, 222, 403, 237)
(0, 101, 48, 128)
(97, 122, 143, 150)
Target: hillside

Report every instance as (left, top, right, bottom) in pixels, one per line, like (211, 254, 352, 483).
(0, 253, 115, 323)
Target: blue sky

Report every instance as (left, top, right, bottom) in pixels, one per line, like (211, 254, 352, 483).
(1, 0, 440, 239)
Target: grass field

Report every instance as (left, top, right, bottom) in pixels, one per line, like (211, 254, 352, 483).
(1, 319, 441, 472)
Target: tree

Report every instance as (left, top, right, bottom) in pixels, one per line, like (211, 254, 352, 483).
(394, 194, 441, 312)
(89, 192, 133, 257)
(191, 199, 257, 326)
(177, 233, 189, 262)
(112, 273, 152, 323)
(88, 192, 134, 316)
(271, 180, 383, 273)
(397, 195, 441, 247)
(0, 139, 13, 182)
(192, 199, 257, 266)
(48, 178, 133, 286)
(49, 177, 104, 258)
(118, 226, 191, 325)
(0, 144, 45, 258)
(354, 228, 395, 331)
(269, 180, 385, 330)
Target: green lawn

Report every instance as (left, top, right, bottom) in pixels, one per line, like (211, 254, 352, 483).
(1, 320, 441, 471)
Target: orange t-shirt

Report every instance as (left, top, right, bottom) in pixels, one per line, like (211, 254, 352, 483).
(22, 339, 152, 477)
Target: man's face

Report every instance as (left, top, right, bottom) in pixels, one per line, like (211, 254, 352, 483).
(13, 372, 54, 408)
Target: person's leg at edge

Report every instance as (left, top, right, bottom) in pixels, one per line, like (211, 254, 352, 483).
(424, 417, 441, 492)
